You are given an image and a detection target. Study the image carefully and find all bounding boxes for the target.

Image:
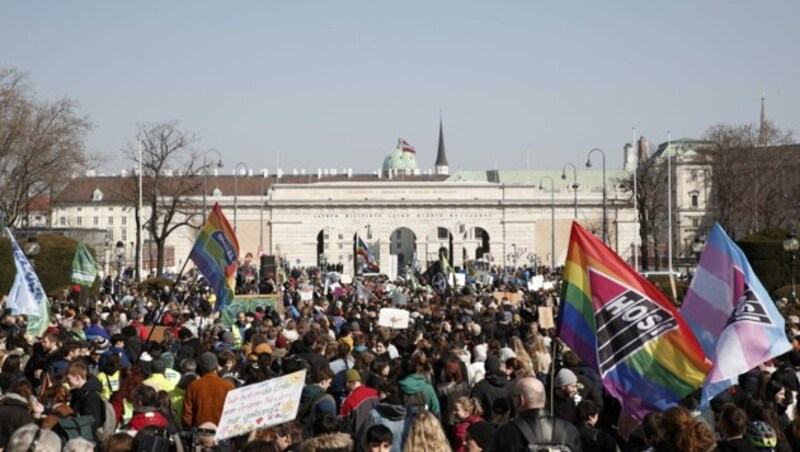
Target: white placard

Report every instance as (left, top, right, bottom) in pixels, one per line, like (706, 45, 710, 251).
(543, 281, 555, 291)
(299, 287, 314, 301)
(529, 275, 545, 291)
(378, 308, 410, 329)
(454, 273, 466, 287)
(216, 369, 306, 440)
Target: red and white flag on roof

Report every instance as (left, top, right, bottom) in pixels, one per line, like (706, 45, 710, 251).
(400, 139, 416, 153)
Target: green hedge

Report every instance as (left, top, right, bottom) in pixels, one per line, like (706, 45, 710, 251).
(0, 233, 100, 298)
(644, 275, 689, 305)
(738, 227, 793, 295)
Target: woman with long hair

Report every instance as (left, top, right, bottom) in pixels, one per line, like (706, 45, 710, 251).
(110, 366, 144, 424)
(403, 410, 452, 452)
(508, 336, 535, 378)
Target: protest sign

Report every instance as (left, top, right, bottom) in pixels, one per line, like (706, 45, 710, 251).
(378, 308, 410, 329)
(221, 295, 282, 327)
(543, 281, 555, 291)
(538, 306, 555, 330)
(528, 275, 544, 291)
(216, 370, 306, 440)
(299, 287, 314, 301)
(493, 291, 522, 305)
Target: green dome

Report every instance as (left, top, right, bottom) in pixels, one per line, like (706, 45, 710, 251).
(382, 144, 419, 173)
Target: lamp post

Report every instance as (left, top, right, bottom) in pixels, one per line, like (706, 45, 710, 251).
(586, 148, 607, 244)
(539, 176, 556, 269)
(260, 170, 269, 254)
(233, 162, 249, 233)
(691, 235, 706, 271)
(114, 240, 125, 296)
(202, 149, 224, 221)
(784, 229, 799, 302)
(561, 163, 578, 219)
(23, 236, 40, 268)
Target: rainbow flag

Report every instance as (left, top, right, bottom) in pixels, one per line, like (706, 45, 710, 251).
(357, 237, 379, 271)
(557, 222, 710, 421)
(189, 203, 240, 312)
(682, 223, 792, 409)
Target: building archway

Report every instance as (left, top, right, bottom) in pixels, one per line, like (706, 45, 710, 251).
(389, 227, 417, 272)
(436, 226, 454, 264)
(316, 228, 338, 269)
(473, 227, 490, 259)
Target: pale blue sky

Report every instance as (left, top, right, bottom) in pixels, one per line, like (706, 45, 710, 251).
(2, 1, 798, 174)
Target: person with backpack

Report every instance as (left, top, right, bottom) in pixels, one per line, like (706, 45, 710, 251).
(493, 376, 582, 452)
(361, 381, 412, 452)
(297, 366, 337, 438)
(65, 360, 115, 443)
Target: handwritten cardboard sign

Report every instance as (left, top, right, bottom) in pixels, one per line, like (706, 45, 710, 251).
(538, 307, 555, 330)
(378, 308, 410, 329)
(216, 370, 306, 440)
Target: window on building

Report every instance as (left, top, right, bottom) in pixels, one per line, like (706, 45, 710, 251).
(121, 230, 127, 241)
(77, 207, 82, 212)
(438, 227, 450, 240)
(60, 217, 66, 226)
(109, 217, 114, 225)
(93, 217, 99, 226)
(692, 218, 699, 227)
(122, 217, 127, 226)
(691, 194, 698, 208)
(77, 217, 83, 226)
(92, 188, 103, 201)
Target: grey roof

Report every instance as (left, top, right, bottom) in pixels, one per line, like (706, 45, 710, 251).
(446, 169, 631, 190)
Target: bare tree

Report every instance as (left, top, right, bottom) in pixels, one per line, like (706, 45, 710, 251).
(701, 122, 794, 238)
(120, 121, 206, 278)
(0, 68, 93, 228)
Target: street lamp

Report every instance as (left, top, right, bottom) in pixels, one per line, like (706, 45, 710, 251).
(561, 163, 578, 219)
(233, 162, 249, 233)
(539, 176, 556, 269)
(23, 236, 40, 268)
(586, 148, 607, 244)
(783, 229, 799, 302)
(114, 240, 125, 296)
(202, 149, 224, 221)
(260, 170, 269, 253)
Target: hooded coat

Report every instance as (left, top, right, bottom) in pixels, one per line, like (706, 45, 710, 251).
(69, 375, 108, 439)
(469, 372, 511, 420)
(399, 373, 440, 416)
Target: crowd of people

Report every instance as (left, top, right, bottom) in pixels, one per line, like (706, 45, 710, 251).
(0, 258, 799, 452)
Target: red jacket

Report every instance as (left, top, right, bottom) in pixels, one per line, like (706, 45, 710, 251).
(339, 384, 378, 417)
(453, 415, 482, 452)
(129, 409, 168, 431)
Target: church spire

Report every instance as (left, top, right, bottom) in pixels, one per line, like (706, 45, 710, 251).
(759, 93, 768, 146)
(435, 112, 449, 175)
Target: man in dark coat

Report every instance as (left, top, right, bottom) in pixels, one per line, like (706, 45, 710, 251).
(66, 361, 107, 442)
(0, 380, 34, 449)
(469, 355, 511, 420)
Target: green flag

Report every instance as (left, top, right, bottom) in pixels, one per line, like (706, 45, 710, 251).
(71, 242, 99, 286)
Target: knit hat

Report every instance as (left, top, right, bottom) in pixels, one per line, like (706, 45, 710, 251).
(485, 355, 502, 375)
(467, 421, 496, 450)
(554, 368, 578, 388)
(92, 338, 111, 353)
(345, 369, 361, 383)
(197, 352, 219, 373)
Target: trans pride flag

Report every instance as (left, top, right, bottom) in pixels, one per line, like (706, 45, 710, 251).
(189, 203, 239, 312)
(557, 222, 709, 421)
(682, 223, 792, 409)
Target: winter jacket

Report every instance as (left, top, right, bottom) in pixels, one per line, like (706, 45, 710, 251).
(99, 346, 132, 369)
(493, 409, 583, 452)
(363, 399, 411, 452)
(452, 415, 482, 452)
(340, 384, 379, 436)
(469, 373, 511, 420)
(436, 381, 470, 428)
(0, 394, 33, 448)
(127, 407, 169, 432)
(399, 373, 440, 416)
(70, 375, 107, 433)
(182, 371, 235, 427)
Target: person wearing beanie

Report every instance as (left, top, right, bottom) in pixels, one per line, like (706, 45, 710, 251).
(469, 354, 511, 420)
(340, 369, 379, 435)
(466, 420, 496, 452)
(552, 368, 580, 424)
(182, 352, 234, 428)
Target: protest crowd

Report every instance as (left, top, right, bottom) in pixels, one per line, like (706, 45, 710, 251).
(2, 225, 800, 452)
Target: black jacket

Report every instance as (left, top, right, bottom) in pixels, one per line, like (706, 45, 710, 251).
(470, 373, 511, 420)
(0, 394, 33, 448)
(493, 409, 582, 452)
(69, 375, 107, 438)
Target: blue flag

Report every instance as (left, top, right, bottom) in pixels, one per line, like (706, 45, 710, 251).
(5, 229, 50, 336)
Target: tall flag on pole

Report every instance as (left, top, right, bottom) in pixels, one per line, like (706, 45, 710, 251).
(71, 242, 99, 286)
(400, 139, 416, 154)
(5, 228, 50, 337)
(357, 237, 379, 271)
(682, 223, 792, 409)
(189, 203, 240, 312)
(557, 222, 710, 421)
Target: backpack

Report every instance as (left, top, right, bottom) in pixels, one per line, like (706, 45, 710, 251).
(512, 415, 573, 452)
(297, 390, 327, 438)
(57, 415, 96, 442)
(92, 391, 118, 443)
(403, 392, 427, 418)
